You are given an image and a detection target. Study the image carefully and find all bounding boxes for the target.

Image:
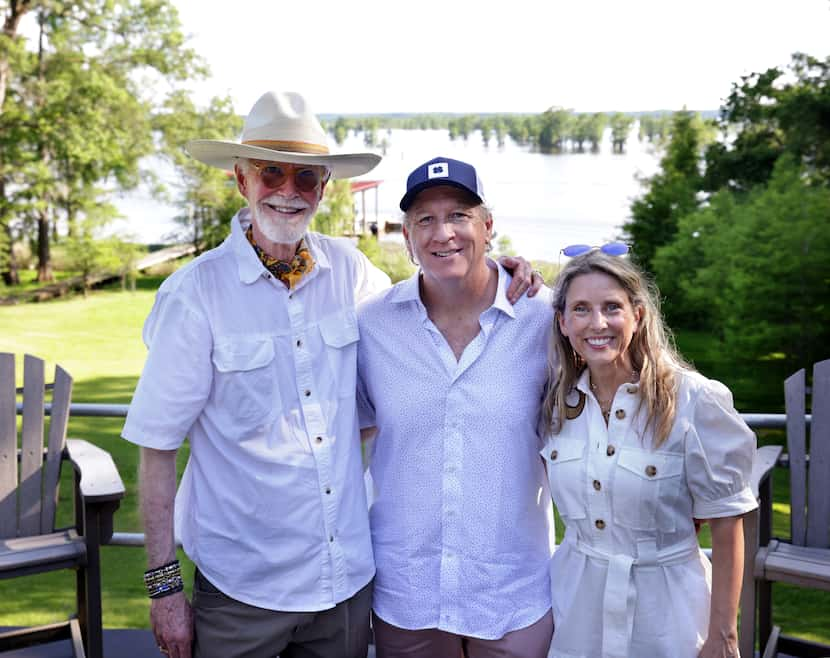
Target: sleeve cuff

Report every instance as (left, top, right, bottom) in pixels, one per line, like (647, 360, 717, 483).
(693, 486, 758, 519)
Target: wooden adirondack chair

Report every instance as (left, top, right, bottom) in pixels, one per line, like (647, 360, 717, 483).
(739, 358, 830, 658)
(0, 353, 125, 658)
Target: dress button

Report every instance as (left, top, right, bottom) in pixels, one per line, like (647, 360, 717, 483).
(550, 450, 558, 460)
(593, 479, 601, 491)
(606, 445, 616, 457)
(645, 465, 658, 477)
(595, 519, 606, 530)
(615, 409, 626, 420)
(304, 390, 311, 397)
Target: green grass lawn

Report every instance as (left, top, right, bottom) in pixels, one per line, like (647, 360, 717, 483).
(0, 282, 827, 646)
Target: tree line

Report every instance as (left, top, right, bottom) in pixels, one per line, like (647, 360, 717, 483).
(325, 110, 692, 153)
(622, 52, 830, 371)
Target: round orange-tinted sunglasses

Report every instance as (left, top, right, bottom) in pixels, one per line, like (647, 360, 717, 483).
(248, 161, 330, 193)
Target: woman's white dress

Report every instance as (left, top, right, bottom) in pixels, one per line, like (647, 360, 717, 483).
(542, 369, 757, 658)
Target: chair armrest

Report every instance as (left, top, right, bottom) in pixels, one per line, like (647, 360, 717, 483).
(65, 439, 126, 504)
(751, 445, 783, 499)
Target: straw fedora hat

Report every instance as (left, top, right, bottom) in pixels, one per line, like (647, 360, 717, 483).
(186, 91, 380, 179)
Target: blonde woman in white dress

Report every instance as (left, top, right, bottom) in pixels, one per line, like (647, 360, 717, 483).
(541, 246, 756, 658)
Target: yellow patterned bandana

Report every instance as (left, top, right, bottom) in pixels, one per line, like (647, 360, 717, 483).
(246, 225, 315, 289)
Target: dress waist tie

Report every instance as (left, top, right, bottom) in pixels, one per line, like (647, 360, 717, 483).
(564, 528, 702, 658)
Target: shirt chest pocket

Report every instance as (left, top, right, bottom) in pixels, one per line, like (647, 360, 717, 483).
(611, 448, 684, 532)
(318, 310, 360, 398)
(542, 437, 587, 521)
(211, 338, 279, 433)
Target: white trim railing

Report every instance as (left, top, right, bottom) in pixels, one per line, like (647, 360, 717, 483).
(18, 402, 802, 550)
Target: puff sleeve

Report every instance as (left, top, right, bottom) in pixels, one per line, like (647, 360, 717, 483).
(684, 378, 758, 519)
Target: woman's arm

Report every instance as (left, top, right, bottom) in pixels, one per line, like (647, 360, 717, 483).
(699, 514, 744, 658)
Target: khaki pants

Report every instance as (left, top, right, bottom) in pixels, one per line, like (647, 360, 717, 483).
(372, 610, 553, 658)
(192, 569, 373, 658)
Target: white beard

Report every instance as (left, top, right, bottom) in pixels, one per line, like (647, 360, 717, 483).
(251, 196, 316, 245)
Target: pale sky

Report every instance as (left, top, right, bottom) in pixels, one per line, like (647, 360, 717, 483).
(172, 0, 830, 115)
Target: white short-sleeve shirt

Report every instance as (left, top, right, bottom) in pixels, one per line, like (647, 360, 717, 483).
(122, 208, 390, 612)
(542, 368, 757, 658)
(357, 264, 556, 640)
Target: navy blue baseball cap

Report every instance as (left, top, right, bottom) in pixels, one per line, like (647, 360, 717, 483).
(399, 156, 486, 211)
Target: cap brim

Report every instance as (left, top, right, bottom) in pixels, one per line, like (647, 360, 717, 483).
(186, 140, 381, 179)
(399, 179, 483, 211)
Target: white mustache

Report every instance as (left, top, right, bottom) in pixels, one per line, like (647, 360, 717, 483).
(261, 195, 310, 211)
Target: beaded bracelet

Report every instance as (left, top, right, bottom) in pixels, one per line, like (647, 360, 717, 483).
(143, 560, 184, 599)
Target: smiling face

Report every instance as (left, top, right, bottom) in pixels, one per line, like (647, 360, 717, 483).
(403, 185, 492, 285)
(235, 159, 328, 245)
(558, 271, 642, 375)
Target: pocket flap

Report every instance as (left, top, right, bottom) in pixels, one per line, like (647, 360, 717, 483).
(617, 448, 683, 480)
(542, 436, 586, 464)
(212, 338, 275, 373)
(319, 310, 360, 348)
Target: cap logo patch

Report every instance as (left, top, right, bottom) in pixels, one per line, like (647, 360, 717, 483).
(427, 162, 449, 179)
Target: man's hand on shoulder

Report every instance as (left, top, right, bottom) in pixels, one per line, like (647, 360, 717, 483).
(499, 255, 545, 304)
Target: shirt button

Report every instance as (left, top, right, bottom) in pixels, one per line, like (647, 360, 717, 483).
(626, 385, 638, 394)
(606, 445, 616, 457)
(593, 479, 601, 491)
(315, 436, 323, 444)
(288, 293, 294, 299)
(550, 450, 558, 460)
(645, 465, 658, 477)
(615, 409, 626, 420)
(595, 519, 606, 530)
(296, 339, 302, 348)
(325, 487, 332, 494)
(329, 535, 334, 542)
(304, 390, 311, 397)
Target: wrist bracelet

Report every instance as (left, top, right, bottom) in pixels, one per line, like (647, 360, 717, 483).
(144, 560, 184, 599)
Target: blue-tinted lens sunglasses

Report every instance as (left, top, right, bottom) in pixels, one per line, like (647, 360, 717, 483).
(561, 242, 630, 258)
(558, 242, 629, 269)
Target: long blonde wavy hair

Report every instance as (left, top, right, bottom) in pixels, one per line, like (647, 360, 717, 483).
(541, 251, 692, 447)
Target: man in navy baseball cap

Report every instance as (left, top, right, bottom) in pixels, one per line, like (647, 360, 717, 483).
(399, 156, 486, 211)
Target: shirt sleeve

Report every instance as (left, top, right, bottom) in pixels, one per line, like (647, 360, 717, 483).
(356, 361, 377, 430)
(684, 378, 758, 519)
(353, 249, 391, 303)
(121, 289, 214, 450)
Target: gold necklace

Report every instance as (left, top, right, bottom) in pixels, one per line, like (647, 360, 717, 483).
(590, 370, 639, 424)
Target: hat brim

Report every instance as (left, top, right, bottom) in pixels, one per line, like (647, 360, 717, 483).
(186, 140, 381, 179)
(399, 179, 483, 211)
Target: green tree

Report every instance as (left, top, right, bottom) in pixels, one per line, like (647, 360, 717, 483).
(310, 178, 355, 236)
(609, 113, 635, 153)
(654, 156, 830, 367)
(704, 53, 830, 192)
(538, 107, 571, 152)
(622, 109, 704, 274)
(0, 0, 204, 283)
(154, 92, 243, 252)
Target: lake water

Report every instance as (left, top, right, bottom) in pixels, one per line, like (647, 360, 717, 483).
(113, 127, 662, 263)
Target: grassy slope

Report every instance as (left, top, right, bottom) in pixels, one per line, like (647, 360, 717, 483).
(0, 283, 827, 644)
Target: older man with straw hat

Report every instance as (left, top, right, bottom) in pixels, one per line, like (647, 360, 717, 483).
(122, 91, 391, 658)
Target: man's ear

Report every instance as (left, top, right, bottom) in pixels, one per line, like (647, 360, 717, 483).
(234, 164, 247, 197)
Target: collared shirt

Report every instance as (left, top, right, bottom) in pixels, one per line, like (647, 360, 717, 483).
(357, 264, 555, 639)
(122, 208, 390, 612)
(542, 368, 757, 658)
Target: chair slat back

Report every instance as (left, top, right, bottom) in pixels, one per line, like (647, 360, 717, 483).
(785, 368, 808, 546)
(19, 355, 46, 537)
(42, 364, 72, 533)
(806, 359, 830, 548)
(0, 353, 17, 539)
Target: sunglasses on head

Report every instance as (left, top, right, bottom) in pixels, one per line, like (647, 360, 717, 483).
(561, 242, 630, 258)
(248, 161, 330, 193)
